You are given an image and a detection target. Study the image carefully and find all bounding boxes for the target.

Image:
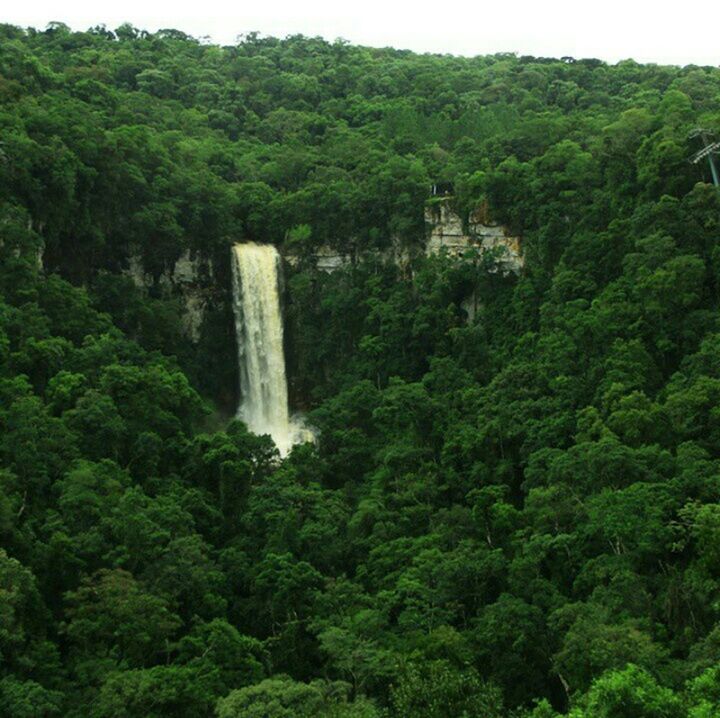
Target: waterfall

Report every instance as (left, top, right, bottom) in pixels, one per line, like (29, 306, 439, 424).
(231, 242, 308, 456)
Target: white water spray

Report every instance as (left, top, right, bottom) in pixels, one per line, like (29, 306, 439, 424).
(231, 242, 310, 456)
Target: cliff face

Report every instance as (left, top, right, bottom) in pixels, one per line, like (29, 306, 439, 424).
(126, 250, 214, 343)
(123, 201, 521, 341)
(301, 246, 353, 272)
(285, 199, 523, 274)
(424, 200, 523, 273)
(284, 243, 406, 273)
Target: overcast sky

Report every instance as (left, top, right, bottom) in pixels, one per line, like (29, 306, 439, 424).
(4, 0, 719, 66)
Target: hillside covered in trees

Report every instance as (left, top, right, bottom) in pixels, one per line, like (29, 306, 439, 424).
(3, 20, 720, 717)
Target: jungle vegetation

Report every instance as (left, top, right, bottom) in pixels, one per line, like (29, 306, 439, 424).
(2, 20, 720, 717)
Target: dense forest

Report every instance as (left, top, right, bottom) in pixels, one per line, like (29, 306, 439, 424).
(3, 20, 720, 717)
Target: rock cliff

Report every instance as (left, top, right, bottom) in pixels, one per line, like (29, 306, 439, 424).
(285, 199, 522, 273)
(424, 199, 523, 273)
(126, 250, 213, 343)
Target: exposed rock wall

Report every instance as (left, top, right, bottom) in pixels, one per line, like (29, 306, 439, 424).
(424, 200, 523, 273)
(284, 242, 411, 274)
(125, 250, 213, 343)
(283, 246, 353, 272)
(284, 200, 522, 274)
(124, 199, 520, 339)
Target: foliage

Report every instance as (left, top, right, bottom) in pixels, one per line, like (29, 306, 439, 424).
(2, 20, 720, 718)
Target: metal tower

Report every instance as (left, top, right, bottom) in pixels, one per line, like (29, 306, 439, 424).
(689, 128, 720, 186)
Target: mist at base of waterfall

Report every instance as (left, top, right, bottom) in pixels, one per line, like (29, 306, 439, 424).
(235, 406, 315, 457)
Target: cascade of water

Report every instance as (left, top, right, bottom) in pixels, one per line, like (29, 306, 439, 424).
(231, 242, 308, 456)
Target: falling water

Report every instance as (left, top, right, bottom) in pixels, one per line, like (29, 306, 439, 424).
(231, 242, 309, 456)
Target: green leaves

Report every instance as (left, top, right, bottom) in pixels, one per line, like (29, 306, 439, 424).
(572, 664, 683, 718)
(217, 676, 376, 718)
(5, 23, 720, 718)
(390, 660, 503, 718)
(62, 569, 181, 668)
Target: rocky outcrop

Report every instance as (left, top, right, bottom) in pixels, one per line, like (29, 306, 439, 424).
(284, 200, 522, 275)
(424, 199, 523, 273)
(125, 250, 213, 343)
(285, 242, 411, 273)
(309, 246, 353, 272)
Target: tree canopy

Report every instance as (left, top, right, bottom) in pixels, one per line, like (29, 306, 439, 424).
(1, 20, 720, 717)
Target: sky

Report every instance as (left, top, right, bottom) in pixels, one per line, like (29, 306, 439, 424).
(3, 0, 719, 66)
